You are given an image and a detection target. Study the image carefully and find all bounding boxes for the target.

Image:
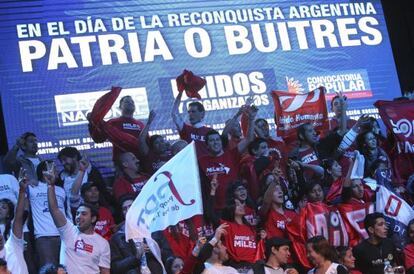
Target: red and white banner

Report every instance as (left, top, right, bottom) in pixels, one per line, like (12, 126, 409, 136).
(374, 100, 414, 185)
(337, 202, 374, 247)
(271, 87, 328, 142)
(286, 202, 349, 268)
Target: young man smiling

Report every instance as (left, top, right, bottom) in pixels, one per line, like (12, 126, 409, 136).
(46, 168, 110, 274)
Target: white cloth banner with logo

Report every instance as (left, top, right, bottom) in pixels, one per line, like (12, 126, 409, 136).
(126, 141, 203, 240)
(376, 185, 414, 242)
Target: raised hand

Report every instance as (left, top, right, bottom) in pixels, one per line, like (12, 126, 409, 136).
(147, 110, 156, 124)
(210, 174, 218, 195)
(43, 161, 56, 186)
(214, 222, 229, 241)
(18, 167, 29, 191)
(79, 154, 90, 172)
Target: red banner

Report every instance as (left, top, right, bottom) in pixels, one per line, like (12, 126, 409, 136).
(337, 201, 374, 247)
(271, 87, 328, 142)
(374, 100, 414, 185)
(286, 202, 349, 268)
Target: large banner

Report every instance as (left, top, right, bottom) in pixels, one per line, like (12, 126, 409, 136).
(375, 100, 414, 184)
(0, 1, 401, 175)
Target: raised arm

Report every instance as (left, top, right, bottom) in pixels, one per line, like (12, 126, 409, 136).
(3, 137, 24, 172)
(171, 92, 184, 131)
(222, 103, 248, 138)
(258, 181, 278, 218)
(14, 168, 29, 239)
(237, 105, 258, 153)
(70, 156, 89, 206)
(138, 110, 155, 157)
(45, 166, 67, 228)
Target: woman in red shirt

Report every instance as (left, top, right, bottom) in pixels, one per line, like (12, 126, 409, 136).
(206, 177, 265, 272)
(259, 182, 297, 239)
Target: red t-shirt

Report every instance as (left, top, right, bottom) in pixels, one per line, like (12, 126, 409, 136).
(179, 123, 211, 158)
(142, 150, 173, 175)
(112, 174, 148, 202)
(106, 117, 145, 161)
(94, 206, 115, 241)
(297, 146, 321, 181)
(199, 147, 242, 209)
(404, 243, 414, 271)
(163, 215, 214, 258)
(264, 208, 297, 239)
(244, 205, 259, 226)
(221, 220, 258, 263)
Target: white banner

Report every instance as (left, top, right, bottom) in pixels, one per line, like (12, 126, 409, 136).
(125, 141, 203, 240)
(376, 185, 414, 227)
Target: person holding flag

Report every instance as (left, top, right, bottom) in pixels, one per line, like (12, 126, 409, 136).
(125, 141, 204, 273)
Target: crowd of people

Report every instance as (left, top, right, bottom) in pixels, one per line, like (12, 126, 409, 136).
(0, 86, 413, 274)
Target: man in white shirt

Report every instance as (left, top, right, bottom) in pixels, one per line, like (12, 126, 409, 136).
(46, 168, 110, 274)
(29, 161, 68, 269)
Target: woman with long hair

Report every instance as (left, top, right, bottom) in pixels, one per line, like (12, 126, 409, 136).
(336, 246, 361, 274)
(306, 236, 347, 274)
(0, 198, 14, 241)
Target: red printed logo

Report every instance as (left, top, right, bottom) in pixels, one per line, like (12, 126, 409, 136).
(75, 239, 94, 253)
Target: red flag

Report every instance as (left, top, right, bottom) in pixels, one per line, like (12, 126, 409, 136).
(374, 100, 414, 186)
(176, 70, 206, 99)
(337, 201, 374, 247)
(286, 202, 349, 269)
(271, 87, 328, 144)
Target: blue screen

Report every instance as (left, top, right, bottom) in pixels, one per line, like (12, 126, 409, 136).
(0, 0, 401, 176)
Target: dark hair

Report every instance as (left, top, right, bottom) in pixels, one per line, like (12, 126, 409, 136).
(0, 258, 6, 268)
(322, 158, 338, 186)
(330, 95, 340, 109)
(205, 129, 220, 143)
(21, 132, 36, 141)
(264, 237, 291, 259)
(356, 131, 377, 153)
(36, 160, 53, 182)
(39, 263, 67, 274)
(297, 122, 312, 142)
(119, 95, 132, 107)
(0, 199, 14, 241)
(148, 135, 163, 150)
(221, 201, 251, 226)
(255, 118, 268, 126)
(364, 212, 385, 235)
(248, 137, 267, 155)
(305, 180, 323, 196)
(78, 202, 100, 225)
(119, 194, 136, 206)
(225, 181, 256, 209)
(335, 246, 351, 264)
(306, 236, 338, 262)
(188, 101, 205, 112)
(58, 146, 81, 161)
(165, 256, 183, 274)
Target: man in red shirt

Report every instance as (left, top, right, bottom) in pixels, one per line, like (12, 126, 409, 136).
(112, 152, 148, 203)
(198, 106, 257, 210)
(171, 92, 211, 158)
(88, 88, 145, 161)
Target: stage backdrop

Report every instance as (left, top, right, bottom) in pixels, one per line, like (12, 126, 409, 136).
(0, 0, 401, 176)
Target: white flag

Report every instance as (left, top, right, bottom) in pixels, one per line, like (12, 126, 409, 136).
(125, 141, 203, 240)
